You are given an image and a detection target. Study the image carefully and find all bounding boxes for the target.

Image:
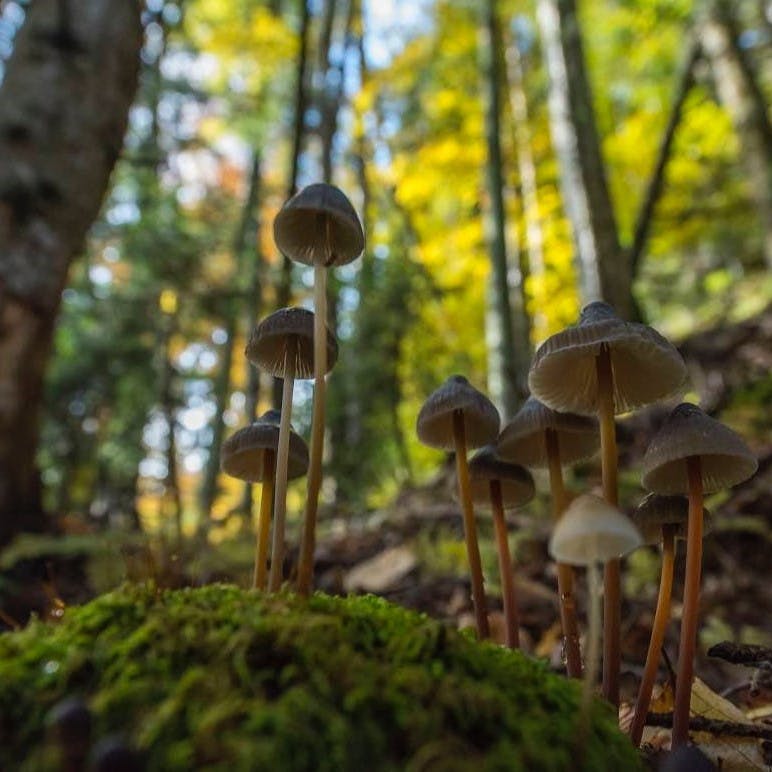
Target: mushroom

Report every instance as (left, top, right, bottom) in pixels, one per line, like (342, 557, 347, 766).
(221, 409, 309, 589)
(417, 375, 500, 639)
(629, 494, 711, 746)
(468, 446, 535, 648)
(273, 183, 364, 596)
(529, 301, 686, 706)
(246, 308, 336, 590)
(549, 494, 642, 739)
(496, 396, 598, 677)
(641, 403, 757, 747)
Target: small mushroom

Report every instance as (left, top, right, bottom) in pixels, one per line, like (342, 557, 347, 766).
(529, 301, 686, 706)
(628, 494, 710, 747)
(468, 447, 535, 648)
(246, 308, 335, 591)
(273, 183, 364, 596)
(497, 396, 598, 677)
(417, 375, 500, 639)
(549, 494, 642, 740)
(641, 403, 756, 748)
(221, 409, 310, 590)
(46, 697, 92, 771)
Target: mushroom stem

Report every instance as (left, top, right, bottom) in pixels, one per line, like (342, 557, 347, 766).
(579, 560, 603, 747)
(630, 524, 677, 746)
(489, 479, 519, 648)
(596, 342, 621, 707)
(297, 262, 328, 596)
(672, 456, 704, 747)
(253, 449, 276, 590)
(268, 346, 296, 592)
(545, 428, 583, 678)
(452, 409, 490, 639)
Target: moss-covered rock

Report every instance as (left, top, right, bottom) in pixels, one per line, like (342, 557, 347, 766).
(0, 584, 641, 771)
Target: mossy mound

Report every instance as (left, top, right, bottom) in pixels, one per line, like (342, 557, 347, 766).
(0, 584, 641, 770)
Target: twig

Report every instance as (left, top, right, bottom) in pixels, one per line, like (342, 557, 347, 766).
(645, 712, 772, 741)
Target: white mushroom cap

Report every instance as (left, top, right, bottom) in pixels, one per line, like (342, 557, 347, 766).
(548, 494, 642, 566)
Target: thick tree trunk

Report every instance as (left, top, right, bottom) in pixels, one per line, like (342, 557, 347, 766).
(701, 0, 772, 269)
(480, 0, 530, 419)
(537, 0, 635, 319)
(0, 0, 142, 547)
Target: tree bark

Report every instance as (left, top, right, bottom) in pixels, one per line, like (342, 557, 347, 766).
(480, 0, 530, 419)
(0, 0, 142, 547)
(700, 0, 772, 269)
(537, 0, 635, 319)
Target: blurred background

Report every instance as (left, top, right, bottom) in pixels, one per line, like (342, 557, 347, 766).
(0, 0, 769, 701)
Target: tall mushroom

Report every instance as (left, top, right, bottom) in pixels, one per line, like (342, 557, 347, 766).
(417, 375, 500, 639)
(529, 301, 686, 706)
(468, 447, 535, 648)
(496, 396, 599, 677)
(273, 183, 365, 596)
(641, 403, 757, 747)
(246, 308, 337, 591)
(629, 494, 710, 747)
(220, 410, 309, 589)
(549, 494, 642, 746)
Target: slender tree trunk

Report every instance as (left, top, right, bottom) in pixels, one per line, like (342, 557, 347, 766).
(0, 0, 142, 547)
(480, 0, 530, 418)
(273, 0, 312, 409)
(537, 0, 635, 320)
(198, 153, 264, 526)
(701, 0, 772, 268)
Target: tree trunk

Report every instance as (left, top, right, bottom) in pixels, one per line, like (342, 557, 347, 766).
(480, 0, 530, 418)
(536, 0, 635, 319)
(701, 0, 772, 269)
(0, 0, 142, 547)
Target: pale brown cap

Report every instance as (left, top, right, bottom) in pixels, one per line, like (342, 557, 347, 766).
(631, 493, 711, 545)
(496, 396, 598, 468)
(641, 403, 757, 495)
(220, 410, 309, 482)
(528, 301, 686, 416)
(468, 446, 535, 509)
(548, 493, 642, 566)
(246, 307, 338, 379)
(274, 183, 364, 267)
(416, 375, 500, 451)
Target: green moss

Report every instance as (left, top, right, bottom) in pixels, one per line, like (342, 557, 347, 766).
(0, 584, 641, 771)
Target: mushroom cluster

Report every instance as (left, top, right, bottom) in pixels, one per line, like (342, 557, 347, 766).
(220, 183, 364, 595)
(416, 301, 757, 751)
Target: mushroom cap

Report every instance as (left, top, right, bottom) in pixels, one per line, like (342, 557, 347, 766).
(416, 375, 500, 451)
(220, 410, 309, 482)
(631, 493, 711, 545)
(496, 396, 599, 468)
(467, 446, 535, 509)
(273, 183, 365, 267)
(528, 301, 687, 416)
(548, 493, 642, 566)
(246, 307, 338, 379)
(641, 403, 757, 495)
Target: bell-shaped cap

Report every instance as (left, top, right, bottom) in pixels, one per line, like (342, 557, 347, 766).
(496, 396, 598, 468)
(220, 410, 309, 482)
(416, 375, 500, 451)
(641, 403, 757, 495)
(549, 493, 642, 566)
(467, 446, 535, 509)
(246, 307, 338, 379)
(528, 302, 686, 416)
(274, 183, 364, 267)
(631, 494, 711, 545)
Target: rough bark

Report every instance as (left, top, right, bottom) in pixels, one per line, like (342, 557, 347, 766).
(0, 0, 142, 546)
(700, 0, 772, 269)
(536, 0, 635, 319)
(480, 0, 530, 418)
